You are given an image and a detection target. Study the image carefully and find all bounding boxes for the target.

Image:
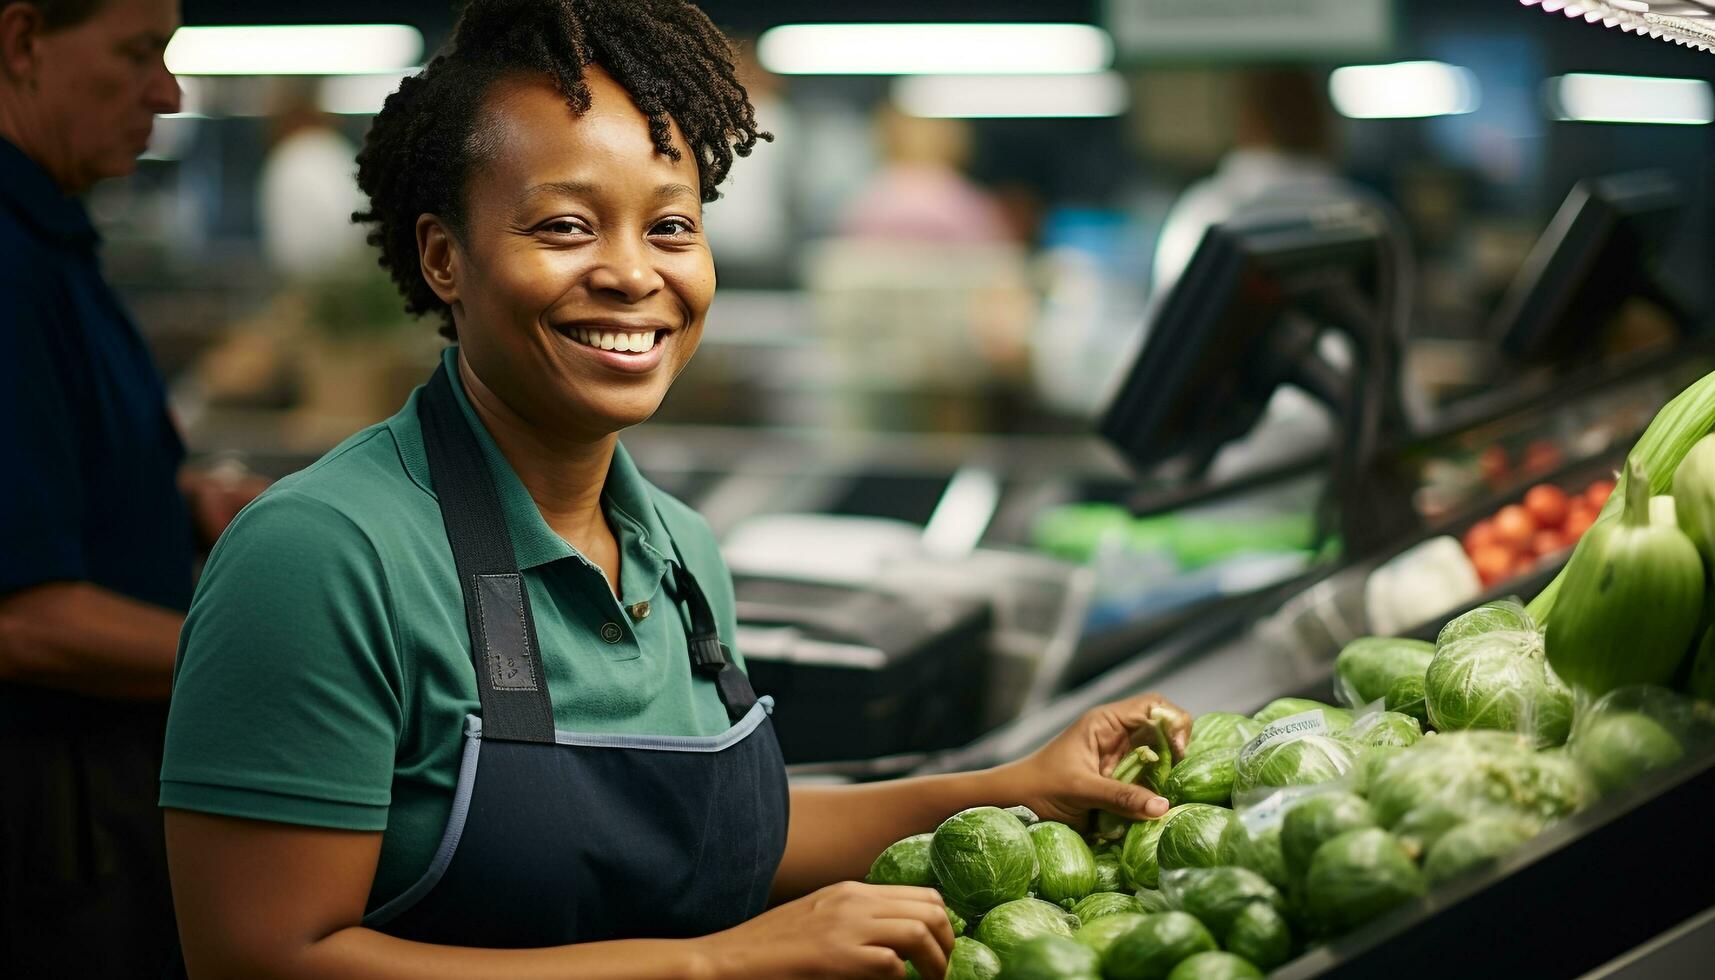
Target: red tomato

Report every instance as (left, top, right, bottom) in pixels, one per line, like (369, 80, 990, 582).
(1471, 544, 1517, 586)
(1530, 528, 1569, 558)
(1463, 519, 1498, 556)
(1492, 504, 1538, 550)
(1585, 478, 1616, 509)
(1564, 503, 1598, 540)
(1523, 440, 1564, 475)
(1479, 445, 1510, 486)
(1523, 484, 1570, 529)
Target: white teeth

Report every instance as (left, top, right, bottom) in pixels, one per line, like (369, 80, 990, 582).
(564, 327, 658, 353)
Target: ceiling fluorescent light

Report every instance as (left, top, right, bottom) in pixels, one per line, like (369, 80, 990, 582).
(320, 70, 420, 115)
(165, 25, 423, 76)
(1551, 72, 1714, 123)
(758, 23, 1111, 75)
(1329, 61, 1481, 118)
(894, 72, 1128, 118)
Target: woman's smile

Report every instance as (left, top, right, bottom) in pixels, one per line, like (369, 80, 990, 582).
(553, 320, 672, 374)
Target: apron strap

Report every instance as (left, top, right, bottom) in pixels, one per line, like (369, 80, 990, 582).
(653, 506, 759, 723)
(419, 364, 556, 744)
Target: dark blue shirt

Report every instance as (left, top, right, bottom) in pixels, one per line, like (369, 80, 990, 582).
(0, 136, 194, 612)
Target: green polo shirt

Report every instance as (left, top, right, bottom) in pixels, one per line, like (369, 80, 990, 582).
(161, 347, 747, 909)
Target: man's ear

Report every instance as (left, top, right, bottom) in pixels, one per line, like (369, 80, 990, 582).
(0, 3, 46, 84)
(416, 213, 461, 307)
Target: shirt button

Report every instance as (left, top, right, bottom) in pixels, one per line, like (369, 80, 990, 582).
(600, 622, 625, 644)
(628, 601, 651, 621)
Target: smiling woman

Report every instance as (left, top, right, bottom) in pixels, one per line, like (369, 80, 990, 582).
(159, 3, 1190, 978)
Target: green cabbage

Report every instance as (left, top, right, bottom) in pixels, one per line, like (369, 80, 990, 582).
(1344, 711, 1423, 750)
(1436, 599, 1535, 648)
(1028, 821, 1098, 905)
(1001, 934, 1102, 980)
(1121, 808, 1187, 890)
(1165, 951, 1263, 980)
(1424, 632, 1571, 746)
(867, 833, 936, 887)
(932, 807, 1039, 915)
(1104, 911, 1218, 980)
(1217, 817, 1289, 891)
(1164, 747, 1238, 806)
(1422, 816, 1536, 887)
(1384, 674, 1430, 727)
(1070, 892, 1144, 923)
(1184, 712, 1264, 757)
(1162, 866, 1282, 939)
(1221, 902, 1293, 971)
(1335, 637, 1435, 706)
(1572, 711, 1686, 795)
(1281, 792, 1375, 880)
(1253, 698, 1352, 728)
(1134, 888, 1171, 913)
(1073, 912, 1150, 960)
(1155, 805, 1233, 873)
(972, 898, 1077, 963)
(937, 936, 1002, 980)
(1366, 731, 1594, 833)
(1303, 828, 1425, 937)
(1232, 735, 1358, 803)
(1092, 850, 1125, 893)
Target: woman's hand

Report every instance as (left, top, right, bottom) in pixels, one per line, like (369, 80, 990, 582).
(989, 692, 1193, 829)
(694, 881, 953, 980)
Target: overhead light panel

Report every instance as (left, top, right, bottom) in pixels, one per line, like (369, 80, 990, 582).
(165, 24, 423, 76)
(758, 23, 1112, 75)
(320, 70, 420, 115)
(894, 72, 1128, 118)
(1550, 72, 1714, 123)
(1329, 60, 1480, 118)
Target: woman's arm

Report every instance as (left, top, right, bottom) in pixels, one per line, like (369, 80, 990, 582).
(772, 693, 1192, 901)
(167, 810, 953, 980)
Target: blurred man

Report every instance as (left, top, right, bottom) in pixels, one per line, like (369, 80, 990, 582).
(0, 1, 259, 974)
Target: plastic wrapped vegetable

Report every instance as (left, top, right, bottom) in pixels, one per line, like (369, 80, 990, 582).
(1231, 733, 1358, 806)
(1216, 815, 1289, 892)
(1104, 911, 1218, 980)
(1001, 934, 1102, 980)
(1548, 459, 1704, 696)
(1335, 637, 1435, 707)
(1121, 807, 1187, 890)
(1424, 629, 1571, 746)
(906, 936, 1002, 980)
(1303, 828, 1425, 936)
(1155, 805, 1232, 874)
(973, 898, 1078, 963)
(1280, 792, 1375, 880)
(1183, 713, 1263, 758)
(1028, 822, 1097, 906)
(1158, 866, 1283, 940)
(1365, 732, 1593, 846)
(1343, 710, 1422, 750)
(1568, 686, 1712, 795)
(1384, 674, 1429, 727)
(1221, 902, 1293, 971)
(1164, 747, 1238, 806)
(1165, 951, 1262, 980)
(1253, 698, 1352, 729)
(1073, 912, 1150, 960)
(1134, 888, 1171, 913)
(932, 807, 1039, 915)
(867, 833, 936, 887)
(1437, 598, 1535, 648)
(1071, 892, 1144, 923)
(1421, 815, 1535, 887)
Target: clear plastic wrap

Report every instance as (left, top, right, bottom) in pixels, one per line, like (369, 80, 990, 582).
(1424, 622, 1572, 747)
(1568, 684, 1715, 796)
(1231, 709, 1360, 809)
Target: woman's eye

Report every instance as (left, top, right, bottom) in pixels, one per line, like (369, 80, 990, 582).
(538, 219, 588, 236)
(653, 218, 695, 237)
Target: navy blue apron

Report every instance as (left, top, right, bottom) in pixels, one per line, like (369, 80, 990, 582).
(357, 365, 789, 947)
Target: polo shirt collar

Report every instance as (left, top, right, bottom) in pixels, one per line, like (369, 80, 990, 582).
(0, 136, 98, 249)
(397, 348, 673, 594)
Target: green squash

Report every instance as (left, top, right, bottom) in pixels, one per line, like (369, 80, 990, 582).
(1221, 902, 1293, 970)
(1028, 822, 1098, 906)
(1000, 934, 1102, 979)
(1303, 829, 1425, 937)
(973, 898, 1078, 964)
(1165, 951, 1262, 980)
(867, 833, 936, 887)
(1281, 792, 1376, 880)
(1164, 748, 1238, 807)
(1336, 637, 1435, 706)
(1103, 912, 1218, 980)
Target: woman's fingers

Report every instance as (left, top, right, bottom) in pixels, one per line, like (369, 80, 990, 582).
(863, 917, 950, 980)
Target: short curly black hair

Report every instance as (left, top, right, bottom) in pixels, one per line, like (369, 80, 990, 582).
(353, 0, 769, 337)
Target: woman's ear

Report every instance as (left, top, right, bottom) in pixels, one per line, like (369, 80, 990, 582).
(416, 214, 461, 307)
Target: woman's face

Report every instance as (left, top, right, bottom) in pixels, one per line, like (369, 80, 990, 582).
(430, 68, 714, 441)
